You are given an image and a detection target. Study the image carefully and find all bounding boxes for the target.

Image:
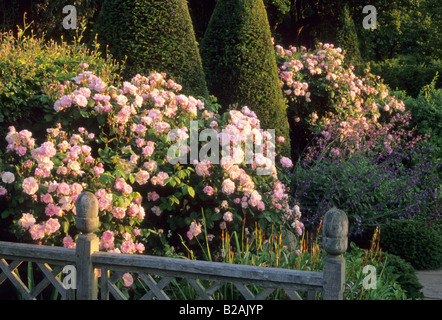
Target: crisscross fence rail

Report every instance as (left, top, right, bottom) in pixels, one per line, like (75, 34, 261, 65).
(0, 192, 349, 300)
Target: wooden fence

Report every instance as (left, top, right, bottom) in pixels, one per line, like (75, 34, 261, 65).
(0, 192, 349, 300)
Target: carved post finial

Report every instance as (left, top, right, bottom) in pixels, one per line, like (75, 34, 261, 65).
(322, 207, 348, 255)
(75, 191, 99, 234)
(74, 191, 99, 300)
(322, 208, 348, 300)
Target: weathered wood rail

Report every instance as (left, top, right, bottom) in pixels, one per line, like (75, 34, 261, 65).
(0, 192, 348, 300)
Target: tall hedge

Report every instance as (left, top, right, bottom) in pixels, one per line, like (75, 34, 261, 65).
(200, 0, 290, 155)
(95, 0, 209, 98)
(335, 2, 362, 67)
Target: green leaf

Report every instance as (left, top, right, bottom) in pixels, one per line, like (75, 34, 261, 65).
(187, 186, 195, 198)
(79, 109, 89, 118)
(169, 195, 180, 206)
(62, 220, 70, 234)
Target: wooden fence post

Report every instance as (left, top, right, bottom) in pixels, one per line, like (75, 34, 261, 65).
(75, 191, 99, 300)
(322, 207, 348, 300)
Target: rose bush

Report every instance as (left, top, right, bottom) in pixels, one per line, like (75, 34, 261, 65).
(275, 42, 441, 241)
(0, 67, 301, 257)
(275, 42, 408, 160)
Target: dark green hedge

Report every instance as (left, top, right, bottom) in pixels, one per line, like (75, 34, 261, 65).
(200, 0, 290, 156)
(381, 219, 442, 270)
(95, 0, 209, 98)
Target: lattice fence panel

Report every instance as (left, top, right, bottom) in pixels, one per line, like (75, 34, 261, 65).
(98, 269, 321, 300)
(0, 259, 74, 300)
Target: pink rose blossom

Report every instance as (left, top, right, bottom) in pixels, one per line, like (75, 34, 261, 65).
(57, 182, 71, 196)
(45, 218, 61, 234)
(223, 211, 233, 222)
(73, 94, 88, 107)
(18, 213, 36, 230)
(29, 224, 46, 240)
(16, 145, 27, 156)
(187, 220, 202, 240)
(122, 273, 134, 287)
(221, 179, 235, 195)
(100, 230, 115, 250)
(1, 172, 15, 183)
(22, 177, 39, 195)
(135, 243, 145, 253)
(151, 206, 162, 216)
(45, 203, 63, 217)
(63, 236, 76, 248)
(203, 186, 214, 196)
(111, 206, 126, 219)
(280, 156, 293, 168)
(0, 187, 8, 196)
(147, 191, 160, 202)
(121, 240, 136, 254)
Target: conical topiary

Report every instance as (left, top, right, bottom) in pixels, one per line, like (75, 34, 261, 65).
(95, 0, 209, 98)
(200, 0, 291, 156)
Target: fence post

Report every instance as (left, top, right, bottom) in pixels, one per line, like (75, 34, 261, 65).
(322, 207, 348, 300)
(75, 191, 99, 300)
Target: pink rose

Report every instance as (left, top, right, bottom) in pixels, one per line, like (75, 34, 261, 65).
(114, 178, 126, 191)
(151, 206, 162, 216)
(73, 94, 88, 107)
(16, 145, 27, 156)
(147, 191, 160, 202)
(18, 213, 36, 230)
(63, 236, 76, 248)
(45, 203, 63, 217)
(187, 220, 202, 240)
(280, 156, 293, 168)
(223, 211, 233, 222)
(29, 224, 46, 240)
(122, 273, 134, 287)
(57, 182, 71, 196)
(111, 207, 126, 219)
(135, 243, 145, 253)
(45, 218, 61, 234)
(22, 177, 39, 195)
(0, 187, 8, 196)
(221, 179, 235, 195)
(100, 231, 115, 250)
(203, 186, 214, 196)
(121, 240, 136, 254)
(1, 171, 15, 183)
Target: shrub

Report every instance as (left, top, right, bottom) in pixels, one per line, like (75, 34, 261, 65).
(0, 68, 301, 258)
(291, 144, 441, 238)
(370, 56, 442, 98)
(95, 0, 209, 99)
(335, 3, 362, 67)
(402, 75, 442, 162)
(275, 42, 407, 159)
(0, 24, 121, 149)
(380, 219, 442, 270)
(200, 0, 291, 156)
(382, 252, 424, 300)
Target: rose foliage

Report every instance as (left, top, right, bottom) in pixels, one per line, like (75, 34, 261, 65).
(0, 68, 301, 257)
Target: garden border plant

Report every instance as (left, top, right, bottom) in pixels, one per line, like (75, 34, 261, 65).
(0, 65, 302, 260)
